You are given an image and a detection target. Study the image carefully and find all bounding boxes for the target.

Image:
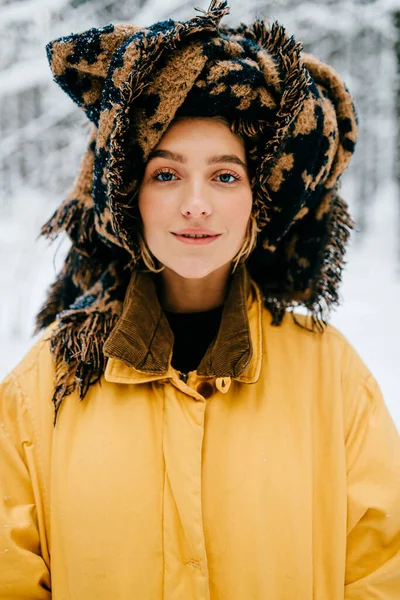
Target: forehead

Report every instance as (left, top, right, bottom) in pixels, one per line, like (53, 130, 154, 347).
(155, 117, 246, 154)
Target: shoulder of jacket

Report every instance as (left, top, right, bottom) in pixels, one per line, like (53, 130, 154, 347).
(9, 324, 57, 381)
(1, 327, 56, 515)
(261, 307, 372, 383)
(2, 324, 57, 423)
(261, 308, 349, 343)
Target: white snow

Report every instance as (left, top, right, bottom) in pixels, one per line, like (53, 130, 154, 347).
(0, 59, 49, 98)
(330, 179, 400, 429)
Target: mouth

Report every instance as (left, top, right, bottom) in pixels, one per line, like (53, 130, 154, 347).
(177, 233, 214, 239)
(171, 232, 221, 245)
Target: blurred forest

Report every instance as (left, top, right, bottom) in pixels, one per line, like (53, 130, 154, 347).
(1, 0, 400, 427)
(1, 0, 399, 234)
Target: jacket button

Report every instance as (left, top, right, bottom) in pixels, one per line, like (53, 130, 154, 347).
(196, 381, 214, 399)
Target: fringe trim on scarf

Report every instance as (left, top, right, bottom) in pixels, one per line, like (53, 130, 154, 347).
(41, 199, 96, 253)
(41, 125, 96, 245)
(48, 309, 121, 424)
(35, 252, 78, 333)
(300, 191, 354, 330)
(39, 260, 129, 423)
(35, 245, 111, 333)
(263, 190, 354, 332)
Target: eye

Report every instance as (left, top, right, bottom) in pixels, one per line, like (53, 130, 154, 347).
(152, 168, 178, 182)
(215, 171, 241, 184)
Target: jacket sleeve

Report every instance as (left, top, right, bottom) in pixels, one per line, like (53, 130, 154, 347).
(344, 372, 400, 598)
(0, 372, 51, 599)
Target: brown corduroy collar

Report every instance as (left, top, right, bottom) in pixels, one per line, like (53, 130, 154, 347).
(103, 267, 258, 379)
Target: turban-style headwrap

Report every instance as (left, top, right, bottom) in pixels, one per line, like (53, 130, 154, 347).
(36, 0, 358, 412)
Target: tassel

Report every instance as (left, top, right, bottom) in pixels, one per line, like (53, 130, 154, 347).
(293, 191, 354, 332)
(307, 192, 354, 311)
(43, 260, 129, 423)
(40, 125, 96, 248)
(50, 309, 121, 424)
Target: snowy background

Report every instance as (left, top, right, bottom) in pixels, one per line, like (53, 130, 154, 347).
(0, 0, 399, 431)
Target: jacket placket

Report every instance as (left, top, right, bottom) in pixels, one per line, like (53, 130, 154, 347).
(161, 374, 212, 600)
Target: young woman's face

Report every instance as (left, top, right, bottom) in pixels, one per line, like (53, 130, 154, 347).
(138, 117, 253, 279)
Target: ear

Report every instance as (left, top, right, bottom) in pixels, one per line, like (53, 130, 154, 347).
(46, 23, 141, 124)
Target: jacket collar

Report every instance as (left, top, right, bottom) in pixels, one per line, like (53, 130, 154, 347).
(103, 267, 262, 384)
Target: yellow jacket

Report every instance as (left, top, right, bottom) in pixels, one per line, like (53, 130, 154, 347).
(1, 269, 400, 599)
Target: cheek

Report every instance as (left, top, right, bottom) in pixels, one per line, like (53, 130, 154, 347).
(139, 192, 168, 231)
(225, 191, 253, 233)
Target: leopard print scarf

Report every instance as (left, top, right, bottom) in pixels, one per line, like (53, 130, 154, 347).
(37, 0, 357, 418)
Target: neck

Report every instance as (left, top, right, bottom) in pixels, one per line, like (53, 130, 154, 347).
(159, 264, 231, 313)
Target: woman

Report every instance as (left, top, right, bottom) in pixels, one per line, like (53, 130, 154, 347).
(1, 2, 399, 599)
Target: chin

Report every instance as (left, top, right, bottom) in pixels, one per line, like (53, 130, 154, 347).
(163, 258, 228, 280)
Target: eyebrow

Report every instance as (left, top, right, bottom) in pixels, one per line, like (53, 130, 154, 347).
(147, 149, 247, 170)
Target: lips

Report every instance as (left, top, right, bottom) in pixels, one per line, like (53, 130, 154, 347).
(171, 229, 221, 245)
(172, 228, 221, 237)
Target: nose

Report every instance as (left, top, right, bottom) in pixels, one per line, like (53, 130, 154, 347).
(180, 181, 212, 219)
